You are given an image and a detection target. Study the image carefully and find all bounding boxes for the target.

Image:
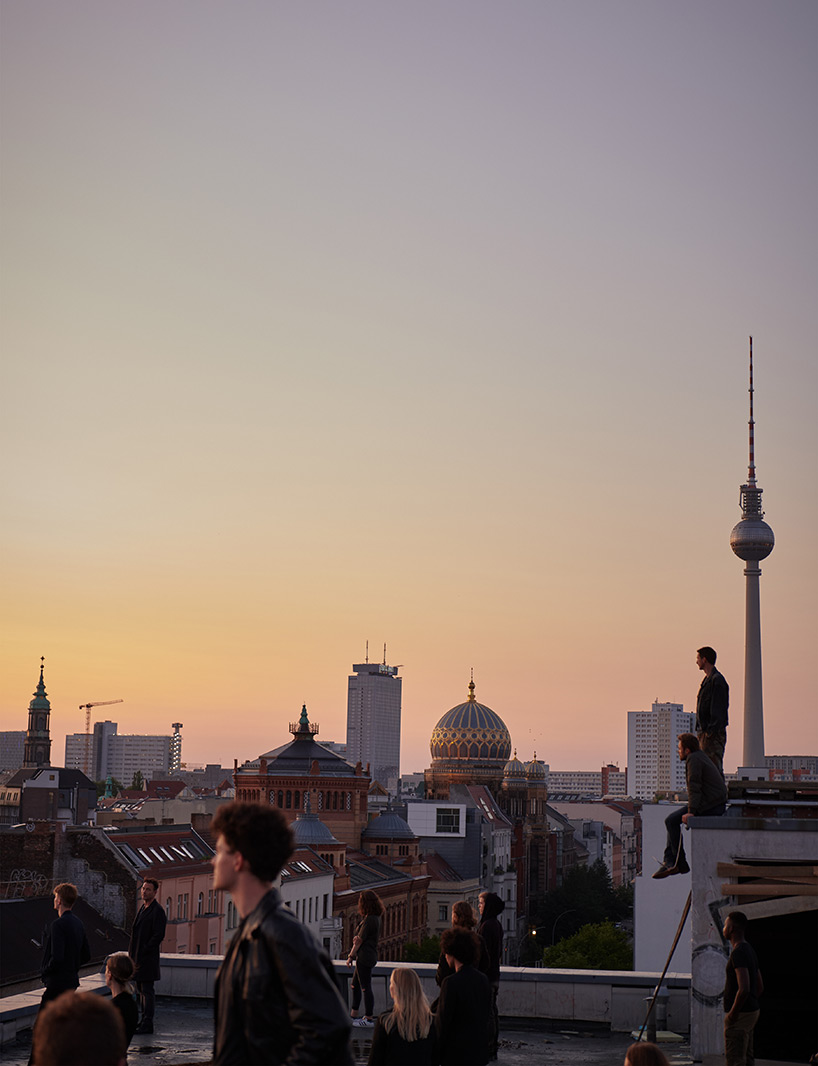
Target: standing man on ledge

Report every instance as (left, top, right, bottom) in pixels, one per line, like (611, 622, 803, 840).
(130, 878, 166, 1035)
(695, 646, 729, 777)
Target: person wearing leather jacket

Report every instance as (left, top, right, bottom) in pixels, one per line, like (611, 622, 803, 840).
(211, 801, 353, 1066)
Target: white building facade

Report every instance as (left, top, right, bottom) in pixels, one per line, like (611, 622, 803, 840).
(627, 702, 696, 800)
(346, 659, 402, 795)
(65, 722, 172, 783)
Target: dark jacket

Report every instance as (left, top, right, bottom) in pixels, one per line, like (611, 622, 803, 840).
(368, 1011, 437, 1066)
(436, 965, 491, 1066)
(41, 910, 90, 992)
(129, 900, 167, 983)
(686, 749, 728, 814)
(436, 931, 490, 986)
(213, 888, 353, 1066)
(112, 990, 139, 1045)
(477, 894, 505, 983)
(696, 667, 729, 735)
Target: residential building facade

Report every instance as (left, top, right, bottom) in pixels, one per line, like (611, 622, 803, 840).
(627, 702, 695, 800)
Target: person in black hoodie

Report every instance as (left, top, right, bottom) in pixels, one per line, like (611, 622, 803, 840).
(436, 928, 491, 1066)
(477, 891, 505, 1060)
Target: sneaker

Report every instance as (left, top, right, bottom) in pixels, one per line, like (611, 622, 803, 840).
(353, 1017, 374, 1027)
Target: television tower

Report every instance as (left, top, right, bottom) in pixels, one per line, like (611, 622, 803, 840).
(729, 338, 774, 768)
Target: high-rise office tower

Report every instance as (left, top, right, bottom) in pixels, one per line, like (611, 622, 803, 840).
(627, 702, 696, 800)
(729, 338, 775, 769)
(346, 648, 402, 795)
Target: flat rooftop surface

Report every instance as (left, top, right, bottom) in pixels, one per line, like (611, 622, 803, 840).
(4, 998, 692, 1066)
(6, 998, 795, 1065)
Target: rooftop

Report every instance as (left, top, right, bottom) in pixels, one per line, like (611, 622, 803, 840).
(3, 999, 695, 1066)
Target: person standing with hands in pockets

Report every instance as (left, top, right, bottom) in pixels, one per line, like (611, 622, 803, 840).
(347, 889, 384, 1027)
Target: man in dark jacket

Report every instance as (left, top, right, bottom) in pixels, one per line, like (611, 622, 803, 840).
(129, 877, 167, 1034)
(436, 928, 491, 1066)
(653, 733, 727, 879)
(210, 801, 353, 1066)
(40, 882, 91, 1003)
(695, 645, 729, 776)
(477, 891, 505, 1059)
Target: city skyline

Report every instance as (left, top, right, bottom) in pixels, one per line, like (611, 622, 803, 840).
(2, 3, 816, 776)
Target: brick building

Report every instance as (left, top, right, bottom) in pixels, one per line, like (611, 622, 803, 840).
(234, 706, 371, 849)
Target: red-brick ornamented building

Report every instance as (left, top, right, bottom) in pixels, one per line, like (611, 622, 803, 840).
(233, 708, 430, 959)
(233, 706, 371, 849)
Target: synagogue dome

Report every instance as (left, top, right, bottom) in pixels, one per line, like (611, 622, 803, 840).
(525, 754, 546, 781)
(429, 679, 512, 764)
(503, 751, 527, 783)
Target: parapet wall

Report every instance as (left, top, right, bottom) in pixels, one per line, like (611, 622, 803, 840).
(0, 957, 691, 1047)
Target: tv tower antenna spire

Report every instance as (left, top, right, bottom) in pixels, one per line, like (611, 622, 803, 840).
(729, 336, 775, 770)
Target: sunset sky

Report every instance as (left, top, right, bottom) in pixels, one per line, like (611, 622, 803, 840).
(2, 2, 816, 778)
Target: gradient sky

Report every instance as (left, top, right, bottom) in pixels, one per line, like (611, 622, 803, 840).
(2, 2, 816, 777)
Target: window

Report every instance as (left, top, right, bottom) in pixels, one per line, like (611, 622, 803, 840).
(436, 808, 460, 834)
(166, 898, 172, 919)
(197, 892, 204, 916)
(438, 903, 448, 922)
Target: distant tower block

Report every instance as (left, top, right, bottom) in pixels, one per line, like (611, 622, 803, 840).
(346, 651, 402, 796)
(729, 338, 774, 768)
(170, 723, 184, 773)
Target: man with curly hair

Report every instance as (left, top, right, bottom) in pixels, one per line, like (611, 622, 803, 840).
(211, 801, 353, 1065)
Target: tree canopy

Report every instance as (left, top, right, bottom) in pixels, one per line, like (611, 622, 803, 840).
(403, 935, 441, 963)
(541, 921, 632, 970)
(534, 859, 632, 944)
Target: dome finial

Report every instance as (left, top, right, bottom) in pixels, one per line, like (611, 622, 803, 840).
(468, 668, 475, 702)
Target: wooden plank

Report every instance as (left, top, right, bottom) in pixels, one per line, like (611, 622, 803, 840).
(716, 896, 818, 922)
(716, 863, 818, 877)
(721, 883, 818, 898)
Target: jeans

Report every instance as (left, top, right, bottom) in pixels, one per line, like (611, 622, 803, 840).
(663, 803, 726, 867)
(351, 962, 374, 1017)
(699, 730, 727, 777)
(488, 979, 499, 1057)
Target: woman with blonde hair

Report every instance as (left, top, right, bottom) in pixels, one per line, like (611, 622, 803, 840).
(105, 951, 139, 1046)
(368, 967, 437, 1066)
(348, 889, 384, 1026)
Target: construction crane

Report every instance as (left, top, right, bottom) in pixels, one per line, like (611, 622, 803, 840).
(79, 700, 124, 777)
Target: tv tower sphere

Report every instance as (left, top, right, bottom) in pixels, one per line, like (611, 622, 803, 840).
(730, 517, 774, 562)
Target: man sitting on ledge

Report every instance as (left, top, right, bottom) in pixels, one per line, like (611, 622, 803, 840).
(653, 732, 727, 879)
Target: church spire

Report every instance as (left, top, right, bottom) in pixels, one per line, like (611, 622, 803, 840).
(23, 656, 52, 768)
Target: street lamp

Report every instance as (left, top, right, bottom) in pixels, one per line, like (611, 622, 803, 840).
(517, 926, 539, 965)
(551, 909, 576, 945)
